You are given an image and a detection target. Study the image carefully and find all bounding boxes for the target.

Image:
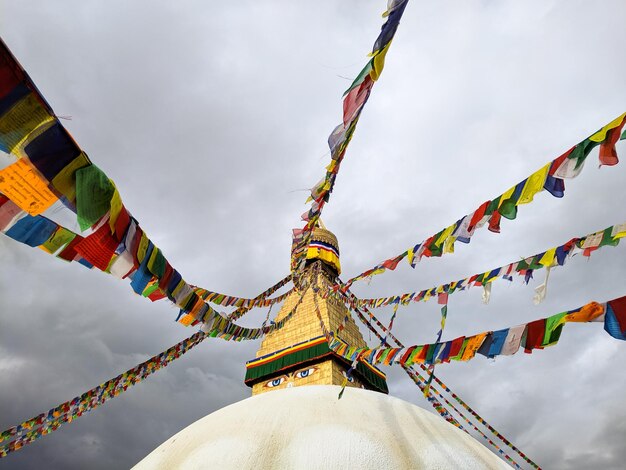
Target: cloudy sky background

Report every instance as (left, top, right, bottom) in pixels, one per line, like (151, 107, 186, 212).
(0, 0, 625, 468)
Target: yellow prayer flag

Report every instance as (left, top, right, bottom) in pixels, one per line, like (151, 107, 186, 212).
(461, 333, 488, 361)
(443, 236, 455, 254)
(109, 187, 123, 233)
(0, 94, 54, 154)
(563, 302, 605, 324)
(136, 232, 149, 263)
(50, 152, 90, 202)
(179, 313, 196, 326)
(39, 225, 75, 254)
(539, 248, 556, 267)
(370, 40, 393, 81)
(498, 185, 516, 207)
(146, 245, 159, 273)
(435, 224, 455, 247)
(171, 279, 186, 298)
(407, 247, 415, 266)
(589, 113, 626, 142)
(519, 163, 550, 205)
(0, 158, 57, 215)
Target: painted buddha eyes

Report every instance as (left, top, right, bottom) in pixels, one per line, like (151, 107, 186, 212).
(265, 377, 286, 388)
(295, 367, 316, 379)
(263, 366, 318, 388)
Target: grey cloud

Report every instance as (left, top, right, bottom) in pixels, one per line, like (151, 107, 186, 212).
(1, 1, 626, 469)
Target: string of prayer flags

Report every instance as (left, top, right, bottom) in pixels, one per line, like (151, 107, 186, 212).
(331, 297, 622, 369)
(200, 284, 308, 342)
(424, 296, 448, 397)
(380, 302, 400, 347)
(291, 0, 411, 271)
(194, 275, 293, 309)
(0, 38, 297, 329)
(344, 113, 626, 288)
(226, 275, 292, 321)
(0, 190, 297, 341)
(0, 331, 207, 458)
(402, 366, 523, 470)
(0, 195, 220, 327)
(340, 221, 626, 309)
(339, 288, 537, 469)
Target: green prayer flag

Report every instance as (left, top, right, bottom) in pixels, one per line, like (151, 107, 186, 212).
(450, 339, 468, 361)
(485, 196, 501, 216)
(569, 139, 600, 169)
(425, 344, 436, 363)
(499, 198, 518, 220)
(528, 255, 543, 270)
(599, 227, 620, 247)
(343, 60, 373, 96)
(41, 227, 76, 255)
(543, 312, 567, 346)
(379, 348, 391, 364)
(142, 284, 160, 298)
(76, 164, 115, 231)
(406, 346, 423, 365)
(151, 248, 167, 278)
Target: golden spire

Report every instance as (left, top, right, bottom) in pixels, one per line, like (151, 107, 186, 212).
(244, 228, 387, 395)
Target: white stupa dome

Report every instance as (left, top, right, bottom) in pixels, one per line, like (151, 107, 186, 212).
(133, 385, 509, 469)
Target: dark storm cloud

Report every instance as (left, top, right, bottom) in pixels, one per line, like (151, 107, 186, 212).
(1, 1, 625, 468)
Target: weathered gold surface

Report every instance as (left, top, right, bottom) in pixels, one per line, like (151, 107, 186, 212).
(251, 273, 368, 396)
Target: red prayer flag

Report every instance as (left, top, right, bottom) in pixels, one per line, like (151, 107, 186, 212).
(74, 222, 119, 271)
(488, 211, 502, 233)
(57, 235, 84, 262)
(342, 75, 373, 126)
(448, 336, 465, 358)
(113, 206, 131, 241)
(469, 201, 490, 230)
(524, 319, 546, 353)
(599, 120, 626, 166)
(608, 296, 626, 334)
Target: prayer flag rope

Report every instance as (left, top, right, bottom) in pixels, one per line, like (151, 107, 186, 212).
(311, 274, 517, 465)
(0, 37, 274, 328)
(226, 275, 292, 321)
(340, 221, 626, 309)
(330, 297, 626, 368)
(0, 197, 214, 325)
(344, 113, 626, 288)
(338, 285, 540, 469)
(0, 331, 207, 457)
(423, 298, 448, 397)
(291, 0, 410, 271)
(192, 274, 292, 309)
(336, 296, 524, 469)
(0, 195, 297, 342)
(0, 280, 310, 457)
(0, 188, 294, 327)
(402, 366, 523, 469)
(202, 281, 308, 342)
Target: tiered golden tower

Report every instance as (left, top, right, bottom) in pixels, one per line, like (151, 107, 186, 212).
(244, 228, 387, 395)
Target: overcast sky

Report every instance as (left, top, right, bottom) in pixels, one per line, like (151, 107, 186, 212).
(0, 1, 625, 468)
